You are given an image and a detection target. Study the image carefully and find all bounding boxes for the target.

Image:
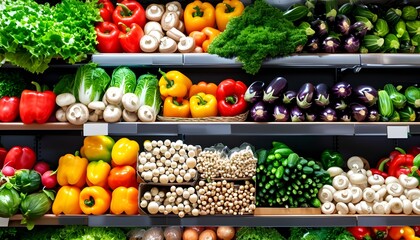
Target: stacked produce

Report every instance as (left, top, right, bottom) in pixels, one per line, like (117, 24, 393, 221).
(256, 141, 331, 207)
(53, 136, 140, 216)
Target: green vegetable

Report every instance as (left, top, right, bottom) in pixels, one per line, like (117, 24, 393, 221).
(0, 186, 21, 218)
(406, 21, 420, 36)
(0, 0, 100, 73)
(208, 0, 307, 75)
(20, 190, 54, 230)
(378, 90, 394, 119)
(388, 110, 401, 122)
(355, 16, 374, 31)
(0, 71, 28, 98)
(399, 105, 416, 122)
(384, 83, 406, 109)
(289, 227, 355, 240)
(73, 63, 111, 105)
(50, 225, 127, 240)
(134, 73, 162, 116)
(338, 2, 353, 16)
(402, 5, 418, 21)
(374, 19, 389, 37)
(385, 8, 402, 27)
(299, 21, 316, 36)
(320, 149, 344, 169)
(283, 5, 309, 22)
(287, 153, 299, 168)
(236, 227, 286, 240)
(405, 86, 420, 108)
(324, 0, 338, 18)
(353, 4, 377, 23)
(110, 66, 137, 94)
(9, 169, 41, 194)
(53, 74, 75, 95)
(411, 34, 420, 47)
(383, 33, 400, 53)
(362, 35, 384, 52)
(394, 20, 407, 38)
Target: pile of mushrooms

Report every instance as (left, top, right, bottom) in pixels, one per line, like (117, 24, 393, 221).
(139, 185, 200, 218)
(55, 93, 89, 125)
(141, 2, 198, 53)
(320, 156, 420, 215)
(138, 139, 201, 184)
(196, 143, 257, 179)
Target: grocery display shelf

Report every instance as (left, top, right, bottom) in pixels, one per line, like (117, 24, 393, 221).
(360, 53, 420, 68)
(0, 123, 82, 131)
(8, 214, 88, 227)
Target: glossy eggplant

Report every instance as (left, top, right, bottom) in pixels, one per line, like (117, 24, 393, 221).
(305, 36, 321, 53)
(311, 19, 329, 38)
(349, 21, 368, 39)
(297, 83, 315, 109)
(305, 107, 317, 122)
(343, 35, 361, 53)
(314, 83, 330, 107)
(244, 81, 265, 104)
(351, 103, 368, 122)
(332, 81, 352, 99)
(250, 101, 272, 122)
(337, 109, 352, 122)
(367, 107, 380, 122)
(282, 90, 297, 104)
(322, 36, 341, 53)
(273, 104, 289, 122)
(290, 105, 305, 122)
(335, 14, 351, 36)
(263, 77, 288, 103)
(319, 107, 337, 122)
(353, 85, 378, 106)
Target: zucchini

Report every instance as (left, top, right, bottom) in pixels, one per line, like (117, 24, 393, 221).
(405, 86, 420, 108)
(412, 34, 420, 46)
(353, 4, 378, 23)
(374, 19, 389, 37)
(399, 105, 416, 122)
(338, 2, 354, 16)
(378, 90, 394, 118)
(388, 111, 400, 122)
(394, 20, 407, 38)
(402, 5, 418, 21)
(355, 16, 374, 31)
(283, 5, 309, 22)
(385, 8, 402, 27)
(383, 33, 400, 53)
(400, 40, 415, 53)
(406, 21, 420, 36)
(384, 83, 407, 109)
(325, 0, 338, 18)
(362, 34, 384, 53)
(287, 153, 299, 168)
(299, 21, 316, 36)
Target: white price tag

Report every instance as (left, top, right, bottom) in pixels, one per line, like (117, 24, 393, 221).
(83, 123, 109, 136)
(387, 126, 409, 139)
(0, 218, 9, 227)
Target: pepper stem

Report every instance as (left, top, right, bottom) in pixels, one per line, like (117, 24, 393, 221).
(378, 158, 390, 171)
(225, 96, 237, 105)
(158, 69, 174, 88)
(172, 98, 183, 106)
(74, 151, 80, 157)
(395, 147, 406, 154)
(118, 22, 130, 33)
(84, 196, 95, 207)
(193, 6, 204, 17)
(224, 3, 235, 13)
(194, 94, 207, 106)
(31, 81, 42, 92)
(117, 3, 133, 17)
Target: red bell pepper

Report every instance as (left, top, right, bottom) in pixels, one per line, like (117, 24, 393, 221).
(118, 22, 144, 53)
(0, 97, 20, 122)
(95, 22, 122, 53)
(216, 79, 248, 116)
(98, 0, 115, 22)
(0, 146, 7, 168)
(408, 146, 420, 157)
(107, 165, 138, 190)
(112, 1, 146, 29)
(19, 82, 56, 124)
(347, 227, 373, 240)
(370, 158, 389, 178)
(371, 226, 388, 239)
(388, 147, 414, 178)
(3, 146, 36, 170)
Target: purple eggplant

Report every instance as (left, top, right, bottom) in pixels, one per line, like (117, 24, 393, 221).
(353, 85, 378, 106)
(319, 107, 337, 122)
(290, 105, 305, 122)
(273, 104, 289, 122)
(311, 19, 329, 38)
(305, 108, 317, 122)
(343, 35, 361, 53)
(297, 83, 315, 109)
(335, 15, 351, 36)
(337, 109, 352, 122)
(332, 81, 352, 99)
(367, 107, 380, 122)
(263, 77, 288, 103)
(305, 37, 321, 53)
(244, 81, 265, 104)
(351, 103, 368, 122)
(349, 21, 368, 39)
(322, 36, 341, 53)
(283, 90, 296, 104)
(250, 101, 272, 122)
(332, 99, 348, 111)
(314, 83, 330, 107)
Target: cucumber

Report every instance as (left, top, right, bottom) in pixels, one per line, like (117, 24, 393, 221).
(384, 83, 407, 109)
(405, 86, 420, 108)
(353, 4, 378, 23)
(287, 153, 299, 168)
(402, 5, 418, 21)
(378, 90, 394, 118)
(399, 105, 416, 122)
(338, 2, 354, 16)
(362, 34, 384, 53)
(283, 5, 309, 22)
(385, 8, 402, 27)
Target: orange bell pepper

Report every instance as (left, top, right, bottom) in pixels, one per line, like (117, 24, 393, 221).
(111, 137, 140, 166)
(189, 31, 207, 47)
(201, 27, 221, 52)
(190, 92, 218, 118)
(163, 97, 190, 118)
(79, 186, 111, 215)
(188, 81, 218, 98)
(56, 151, 88, 188)
(110, 186, 139, 215)
(86, 160, 111, 188)
(215, 0, 244, 32)
(184, 0, 216, 34)
(107, 165, 138, 190)
(52, 186, 83, 215)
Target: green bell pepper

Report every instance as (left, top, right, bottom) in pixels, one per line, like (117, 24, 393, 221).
(320, 149, 344, 169)
(80, 136, 115, 163)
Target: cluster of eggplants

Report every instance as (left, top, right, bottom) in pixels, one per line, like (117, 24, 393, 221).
(306, 14, 368, 53)
(246, 76, 380, 122)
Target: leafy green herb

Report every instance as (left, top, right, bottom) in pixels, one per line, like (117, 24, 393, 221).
(0, 71, 29, 98)
(236, 227, 286, 240)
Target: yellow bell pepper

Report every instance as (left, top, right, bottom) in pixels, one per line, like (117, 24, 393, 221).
(80, 135, 115, 163)
(52, 186, 83, 215)
(201, 27, 221, 53)
(190, 92, 218, 118)
(111, 137, 140, 166)
(215, 0, 244, 32)
(86, 160, 111, 188)
(110, 186, 139, 215)
(184, 0, 216, 35)
(158, 69, 192, 99)
(163, 97, 190, 118)
(57, 151, 88, 188)
(79, 186, 111, 215)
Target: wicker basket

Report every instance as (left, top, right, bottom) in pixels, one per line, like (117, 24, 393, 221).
(157, 111, 248, 122)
